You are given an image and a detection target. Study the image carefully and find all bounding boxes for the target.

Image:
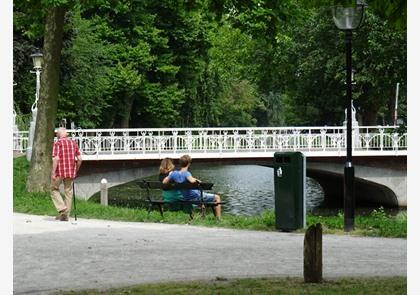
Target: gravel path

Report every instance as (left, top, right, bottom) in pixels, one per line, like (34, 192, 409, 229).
(13, 213, 406, 294)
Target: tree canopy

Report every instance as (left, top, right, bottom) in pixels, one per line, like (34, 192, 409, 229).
(13, 0, 407, 129)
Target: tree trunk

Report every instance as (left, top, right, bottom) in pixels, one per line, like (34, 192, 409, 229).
(361, 104, 379, 126)
(26, 6, 66, 192)
(119, 94, 135, 128)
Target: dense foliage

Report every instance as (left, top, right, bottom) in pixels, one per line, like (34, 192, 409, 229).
(13, 1, 406, 128)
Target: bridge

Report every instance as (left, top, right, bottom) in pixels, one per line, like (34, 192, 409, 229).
(13, 126, 407, 207)
(13, 125, 407, 159)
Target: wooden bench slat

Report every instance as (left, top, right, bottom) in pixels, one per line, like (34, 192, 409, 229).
(137, 180, 213, 190)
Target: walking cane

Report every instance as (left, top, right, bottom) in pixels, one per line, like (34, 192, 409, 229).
(72, 181, 77, 221)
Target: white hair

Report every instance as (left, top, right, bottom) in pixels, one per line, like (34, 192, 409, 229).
(57, 127, 67, 138)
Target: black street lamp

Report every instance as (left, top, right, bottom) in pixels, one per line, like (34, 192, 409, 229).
(332, 1, 367, 232)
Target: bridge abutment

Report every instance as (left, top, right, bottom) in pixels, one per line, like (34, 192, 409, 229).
(76, 161, 159, 200)
(307, 158, 406, 207)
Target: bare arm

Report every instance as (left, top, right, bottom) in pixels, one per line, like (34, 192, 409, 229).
(51, 156, 59, 181)
(162, 176, 170, 184)
(187, 175, 200, 183)
(75, 155, 83, 173)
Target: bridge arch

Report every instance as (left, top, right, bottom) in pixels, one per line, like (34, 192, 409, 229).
(307, 169, 399, 207)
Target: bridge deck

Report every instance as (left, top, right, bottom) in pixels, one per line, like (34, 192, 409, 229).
(14, 126, 407, 161)
(79, 149, 407, 161)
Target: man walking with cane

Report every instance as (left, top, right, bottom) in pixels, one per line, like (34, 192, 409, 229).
(51, 127, 82, 221)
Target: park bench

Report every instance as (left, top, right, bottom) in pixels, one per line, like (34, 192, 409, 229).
(137, 180, 225, 219)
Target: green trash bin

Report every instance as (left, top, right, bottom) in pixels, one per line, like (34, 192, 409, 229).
(273, 152, 306, 231)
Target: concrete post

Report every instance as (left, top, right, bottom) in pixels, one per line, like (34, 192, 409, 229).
(100, 178, 108, 206)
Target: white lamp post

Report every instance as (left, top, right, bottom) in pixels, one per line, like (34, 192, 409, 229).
(13, 82, 18, 133)
(26, 50, 43, 161)
(13, 83, 19, 152)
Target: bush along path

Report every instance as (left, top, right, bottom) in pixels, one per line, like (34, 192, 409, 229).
(13, 156, 406, 238)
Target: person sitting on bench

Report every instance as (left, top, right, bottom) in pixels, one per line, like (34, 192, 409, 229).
(158, 158, 184, 202)
(163, 154, 222, 219)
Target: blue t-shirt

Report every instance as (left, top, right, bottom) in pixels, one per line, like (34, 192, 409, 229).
(168, 170, 200, 200)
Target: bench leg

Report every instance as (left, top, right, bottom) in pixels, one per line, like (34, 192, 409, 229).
(201, 204, 206, 218)
(211, 205, 216, 217)
(158, 204, 164, 217)
(147, 203, 153, 216)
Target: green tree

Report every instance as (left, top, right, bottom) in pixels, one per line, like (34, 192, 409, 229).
(206, 23, 262, 126)
(13, 0, 406, 136)
(305, 0, 406, 28)
(58, 9, 114, 128)
(26, 3, 67, 192)
(268, 7, 406, 126)
(76, 0, 189, 128)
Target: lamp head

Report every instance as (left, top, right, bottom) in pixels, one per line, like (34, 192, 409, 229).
(332, 1, 367, 30)
(30, 51, 43, 69)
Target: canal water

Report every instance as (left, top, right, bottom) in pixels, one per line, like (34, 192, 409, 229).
(90, 163, 405, 216)
(189, 164, 324, 216)
(90, 164, 326, 216)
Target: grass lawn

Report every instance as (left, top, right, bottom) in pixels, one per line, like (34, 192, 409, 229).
(14, 157, 407, 238)
(55, 277, 406, 295)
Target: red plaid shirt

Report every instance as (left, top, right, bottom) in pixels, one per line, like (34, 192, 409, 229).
(52, 137, 81, 179)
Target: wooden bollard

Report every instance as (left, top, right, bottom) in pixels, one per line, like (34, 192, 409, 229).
(304, 223, 322, 283)
(100, 178, 108, 206)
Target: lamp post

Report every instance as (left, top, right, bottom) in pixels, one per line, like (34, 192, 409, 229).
(13, 82, 18, 132)
(332, 1, 367, 232)
(30, 52, 43, 102)
(13, 83, 19, 152)
(26, 50, 43, 161)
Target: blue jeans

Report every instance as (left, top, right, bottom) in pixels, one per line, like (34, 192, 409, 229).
(185, 192, 216, 202)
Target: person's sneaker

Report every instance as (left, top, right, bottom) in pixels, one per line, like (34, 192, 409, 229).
(59, 213, 69, 221)
(56, 208, 67, 220)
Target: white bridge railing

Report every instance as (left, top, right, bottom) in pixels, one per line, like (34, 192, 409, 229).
(13, 131, 29, 153)
(13, 126, 407, 160)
